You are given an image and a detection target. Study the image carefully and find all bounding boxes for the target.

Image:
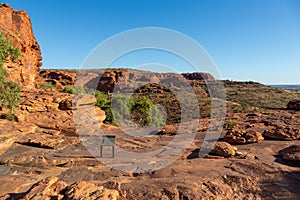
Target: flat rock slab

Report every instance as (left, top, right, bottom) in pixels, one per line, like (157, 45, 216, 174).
(0, 143, 70, 167)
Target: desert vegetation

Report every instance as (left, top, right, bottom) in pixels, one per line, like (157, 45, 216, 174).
(0, 32, 21, 120)
(95, 90, 164, 127)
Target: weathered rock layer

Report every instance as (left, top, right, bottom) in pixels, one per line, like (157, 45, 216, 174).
(0, 3, 42, 88)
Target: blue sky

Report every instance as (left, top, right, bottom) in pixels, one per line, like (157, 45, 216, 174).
(3, 0, 300, 84)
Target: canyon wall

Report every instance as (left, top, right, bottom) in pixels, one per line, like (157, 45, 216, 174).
(0, 3, 42, 88)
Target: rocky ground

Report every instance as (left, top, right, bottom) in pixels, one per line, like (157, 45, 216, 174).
(0, 86, 299, 199)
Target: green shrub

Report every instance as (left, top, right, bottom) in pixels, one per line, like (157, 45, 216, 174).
(39, 82, 57, 89)
(0, 32, 21, 119)
(130, 97, 164, 127)
(95, 90, 109, 108)
(223, 119, 238, 130)
(61, 85, 85, 94)
(0, 32, 21, 66)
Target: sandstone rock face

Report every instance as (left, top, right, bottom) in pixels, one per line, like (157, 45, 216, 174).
(40, 70, 76, 89)
(0, 3, 42, 88)
(76, 69, 215, 93)
(182, 72, 215, 81)
(287, 100, 300, 111)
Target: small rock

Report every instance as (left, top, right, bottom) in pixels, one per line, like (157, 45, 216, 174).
(157, 124, 178, 136)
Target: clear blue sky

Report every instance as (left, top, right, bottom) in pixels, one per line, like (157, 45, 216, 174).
(3, 0, 300, 84)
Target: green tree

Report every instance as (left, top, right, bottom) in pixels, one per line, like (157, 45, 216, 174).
(130, 97, 164, 127)
(95, 90, 109, 108)
(94, 91, 164, 127)
(0, 32, 21, 119)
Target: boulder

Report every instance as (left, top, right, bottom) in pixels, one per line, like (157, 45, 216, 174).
(210, 142, 237, 157)
(287, 100, 300, 111)
(279, 145, 300, 162)
(95, 106, 106, 123)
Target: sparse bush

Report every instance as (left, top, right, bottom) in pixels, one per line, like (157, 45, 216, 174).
(61, 85, 85, 94)
(224, 119, 238, 130)
(39, 82, 57, 89)
(95, 90, 109, 108)
(0, 32, 21, 66)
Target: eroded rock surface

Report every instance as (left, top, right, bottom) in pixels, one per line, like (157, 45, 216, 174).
(0, 3, 42, 88)
(1, 177, 119, 200)
(263, 126, 300, 141)
(40, 70, 76, 89)
(1, 92, 300, 199)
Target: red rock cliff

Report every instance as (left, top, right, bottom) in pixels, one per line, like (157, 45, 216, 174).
(0, 3, 42, 88)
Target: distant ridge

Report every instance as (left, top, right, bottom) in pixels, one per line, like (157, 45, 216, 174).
(269, 85, 300, 91)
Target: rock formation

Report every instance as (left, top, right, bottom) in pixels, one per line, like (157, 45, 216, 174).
(263, 126, 300, 141)
(0, 3, 42, 88)
(182, 72, 215, 81)
(224, 125, 264, 144)
(40, 69, 76, 88)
